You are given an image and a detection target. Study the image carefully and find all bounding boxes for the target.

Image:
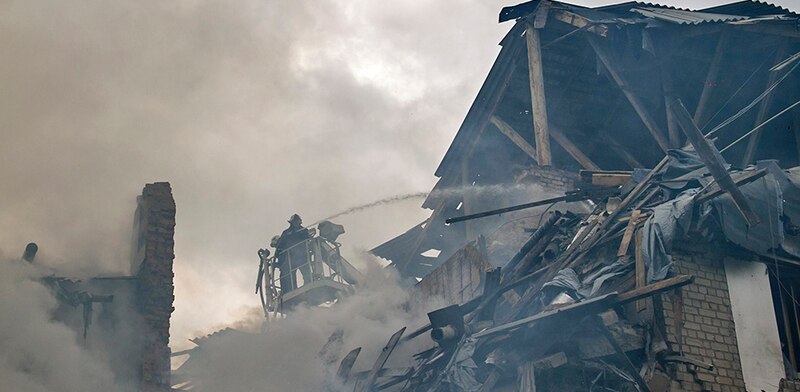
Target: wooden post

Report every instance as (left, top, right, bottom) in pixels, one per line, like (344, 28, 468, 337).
(742, 45, 788, 166)
(671, 98, 761, 226)
(662, 65, 681, 148)
(588, 36, 671, 153)
(635, 230, 647, 312)
(693, 30, 729, 126)
(526, 20, 552, 166)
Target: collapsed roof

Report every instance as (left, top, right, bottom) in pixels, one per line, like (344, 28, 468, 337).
(371, 0, 800, 280)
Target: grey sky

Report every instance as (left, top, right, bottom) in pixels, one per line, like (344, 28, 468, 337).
(1, 0, 796, 350)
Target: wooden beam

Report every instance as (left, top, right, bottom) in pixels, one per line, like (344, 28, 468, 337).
(580, 170, 632, 187)
(588, 36, 671, 153)
(616, 275, 695, 305)
(662, 64, 681, 148)
(525, 21, 552, 166)
(693, 30, 729, 126)
(355, 327, 405, 392)
(634, 230, 647, 312)
(617, 210, 641, 257)
(671, 98, 761, 226)
(550, 126, 601, 170)
(489, 115, 538, 163)
(694, 168, 767, 203)
(607, 136, 645, 168)
(551, 9, 608, 37)
(742, 46, 788, 166)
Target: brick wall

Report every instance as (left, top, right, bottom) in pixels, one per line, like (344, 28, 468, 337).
(519, 164, 577, 192)
(662, 244, 747, 392)
(132, 182, 176, 392)
(780, 379, 800, 391)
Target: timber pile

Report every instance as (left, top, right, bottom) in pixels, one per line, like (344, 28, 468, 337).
(334, 101, 773, 391)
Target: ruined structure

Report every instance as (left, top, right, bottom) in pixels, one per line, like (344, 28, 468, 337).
(45, 182, 176, 391)
(352, 1, 800, 391)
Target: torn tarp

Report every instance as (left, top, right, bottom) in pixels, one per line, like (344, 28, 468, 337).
(711, 160, 800, 259)
(641, 189, 697, 283)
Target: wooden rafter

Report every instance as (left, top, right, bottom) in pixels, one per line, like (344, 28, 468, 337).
(490, 115, 539, 163)
(741, 45, 788, 166)
(693, 30, 729, 126)
(587, 36, 671, 153)
(550, 126, 601, 170)
(671, 98, 760, 226)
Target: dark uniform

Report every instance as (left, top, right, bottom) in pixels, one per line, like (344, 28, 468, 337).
(276, 215, 312, 292)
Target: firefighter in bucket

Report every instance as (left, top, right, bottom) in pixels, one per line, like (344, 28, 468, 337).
(275, 214, 314, 293)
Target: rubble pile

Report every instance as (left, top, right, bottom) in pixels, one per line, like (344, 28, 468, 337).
(339, 135, 800, 391)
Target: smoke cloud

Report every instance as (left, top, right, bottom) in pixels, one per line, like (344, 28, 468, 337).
(3, 0, 798, 388)
(180, 261, 444, 391)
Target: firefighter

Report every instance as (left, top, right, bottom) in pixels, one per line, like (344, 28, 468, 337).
(275, 214, 313, 292)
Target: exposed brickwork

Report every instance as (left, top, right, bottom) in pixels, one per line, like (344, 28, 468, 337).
(780, 379, 800, 391)
(133, 182, 176, 392)
(662, 244, 746, 392)
(519, 164, 577, 192)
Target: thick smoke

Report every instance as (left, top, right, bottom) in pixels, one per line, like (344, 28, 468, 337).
(0, 255, 127, 391)
(182, 261, 444, 391)
(6, 0, 796, 385)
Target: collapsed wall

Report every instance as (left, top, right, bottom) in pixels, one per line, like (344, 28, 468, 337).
(45, 182, 176, 391)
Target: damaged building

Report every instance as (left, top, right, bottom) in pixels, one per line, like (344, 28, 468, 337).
(30, 182, 176, 391)
(352, 1, 800, 391)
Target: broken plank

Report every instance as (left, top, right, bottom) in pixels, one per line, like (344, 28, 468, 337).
(616, 275, 694, 304)
(490, 115, 538, 163)
(616, 210, 641, 257)
(635, 230, 646, 312)
(533, 352, 568, 369)
(525, 20, 552, 166)
(581, 171, 632, 187)
(355, 328, 406, 392)
(550, 126, 601, 170)
(694, 168, 767, 203)
(670, 98, 760, 226)
(587, 36, 670, 153)
(473, 293, 618, 338)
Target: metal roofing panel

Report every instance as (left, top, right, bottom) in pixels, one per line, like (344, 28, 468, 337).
(701, 0, 798, 16)
(631, 7, 750, 24)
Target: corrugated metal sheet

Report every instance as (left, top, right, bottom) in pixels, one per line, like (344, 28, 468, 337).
(631, 7, 749, 24)
(701, 0, 798, 17)
(370, 221, 425, 263)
